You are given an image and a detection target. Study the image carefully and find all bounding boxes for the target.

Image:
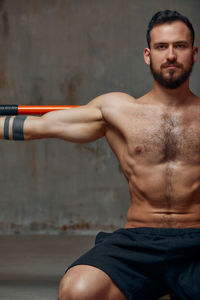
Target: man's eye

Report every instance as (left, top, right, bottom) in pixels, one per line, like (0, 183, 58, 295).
(176, 44, 185, 49)
(157, 45, 166, 50)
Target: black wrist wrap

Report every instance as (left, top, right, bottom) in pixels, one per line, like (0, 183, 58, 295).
(12, 115, 27, 140)
(4, 116, 12, 140)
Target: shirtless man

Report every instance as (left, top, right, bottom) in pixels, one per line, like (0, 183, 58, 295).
(0, 9, 199, 300)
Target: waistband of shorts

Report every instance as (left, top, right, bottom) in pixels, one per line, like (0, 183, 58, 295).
(124, 227, 200, 236)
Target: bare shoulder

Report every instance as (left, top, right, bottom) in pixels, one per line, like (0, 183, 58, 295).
(86, 92, 137, 110)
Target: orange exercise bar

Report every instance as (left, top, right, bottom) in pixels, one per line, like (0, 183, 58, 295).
(0, 105, 81, 115)
(18, 105, 81, 115)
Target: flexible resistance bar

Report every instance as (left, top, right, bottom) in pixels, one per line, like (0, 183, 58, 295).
(0, 105, 81, 115)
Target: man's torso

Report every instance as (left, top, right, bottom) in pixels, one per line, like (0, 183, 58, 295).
(101, 93, 200, 228)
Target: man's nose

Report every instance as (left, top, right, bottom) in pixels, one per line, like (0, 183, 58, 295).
(166, 46, 177, 62)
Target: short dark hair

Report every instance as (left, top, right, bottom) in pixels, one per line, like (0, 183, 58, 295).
(146, 10, 195, 48)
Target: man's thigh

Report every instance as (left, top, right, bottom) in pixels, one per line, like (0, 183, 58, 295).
(59, 265, 127, 300)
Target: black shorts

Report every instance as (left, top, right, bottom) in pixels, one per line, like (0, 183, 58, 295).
(66, 227, 200, 300)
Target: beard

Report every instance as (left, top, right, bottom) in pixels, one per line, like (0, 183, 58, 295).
(150, 55, 194, 89)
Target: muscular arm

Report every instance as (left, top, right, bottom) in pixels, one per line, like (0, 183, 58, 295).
(0, 94, 108, 143)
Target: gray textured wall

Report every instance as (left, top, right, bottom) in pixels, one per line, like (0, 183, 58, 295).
(0, 0, 199, 234)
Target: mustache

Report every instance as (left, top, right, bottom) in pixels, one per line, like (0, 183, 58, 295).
(161, 62, 183, 69)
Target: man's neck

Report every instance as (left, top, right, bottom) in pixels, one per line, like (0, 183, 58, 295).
(150, 80, 195, 107)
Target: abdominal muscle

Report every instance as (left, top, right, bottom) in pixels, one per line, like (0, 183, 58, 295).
(123, 162, 200, 229)
(125, 206, 200, 228)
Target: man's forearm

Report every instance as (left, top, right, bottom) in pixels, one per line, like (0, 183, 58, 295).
(0, 115, 42, 140)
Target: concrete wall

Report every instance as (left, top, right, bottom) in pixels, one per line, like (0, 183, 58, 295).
(0, 0, 199, 234)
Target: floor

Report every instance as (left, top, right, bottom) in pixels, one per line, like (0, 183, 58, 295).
(0, 235, 172, 300)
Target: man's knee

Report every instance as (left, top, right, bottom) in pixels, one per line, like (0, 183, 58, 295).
(58, 267, 102, 300)
(58, 271, 83, 300)
(59, 272, 90, 300)
(58, 265, 126, 300)
(58, 273, 70, 300)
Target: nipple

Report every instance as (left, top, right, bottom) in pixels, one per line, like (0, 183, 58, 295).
(135, 146, 142, 153)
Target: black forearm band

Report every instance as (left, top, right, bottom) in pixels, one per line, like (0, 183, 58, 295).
(12, 115, 27, 140)
(4, 116, 11, 140)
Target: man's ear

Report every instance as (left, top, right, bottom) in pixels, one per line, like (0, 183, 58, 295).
(144, 48, 151, 66)
(193, 46, 198, 64)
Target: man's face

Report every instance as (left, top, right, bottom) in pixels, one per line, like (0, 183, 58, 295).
(144, 21, 198, 89)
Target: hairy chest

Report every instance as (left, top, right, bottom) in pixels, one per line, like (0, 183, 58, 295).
(121, 108, 200, 164)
